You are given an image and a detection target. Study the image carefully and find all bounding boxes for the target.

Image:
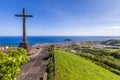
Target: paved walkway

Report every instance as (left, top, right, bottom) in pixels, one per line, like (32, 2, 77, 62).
(17, 47, 49, 80)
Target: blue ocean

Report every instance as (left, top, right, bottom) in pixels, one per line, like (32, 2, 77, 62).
(0, 36, 120, 46)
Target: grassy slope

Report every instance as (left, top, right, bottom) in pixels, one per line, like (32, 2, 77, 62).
(55, 50, 120, 80)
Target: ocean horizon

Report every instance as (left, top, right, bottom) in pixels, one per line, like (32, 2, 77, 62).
(0, 36, 120, 46)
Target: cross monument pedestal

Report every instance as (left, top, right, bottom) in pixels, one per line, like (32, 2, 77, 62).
(19, 42, 31, 52)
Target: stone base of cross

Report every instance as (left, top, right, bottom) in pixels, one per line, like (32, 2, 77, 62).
(19, 42, 31, 52)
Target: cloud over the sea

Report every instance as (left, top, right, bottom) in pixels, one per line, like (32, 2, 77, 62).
(105, 26, 120, 29)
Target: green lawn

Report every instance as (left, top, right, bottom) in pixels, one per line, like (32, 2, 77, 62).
(55, 50, 120, 80)
(104, 48, 120, 52)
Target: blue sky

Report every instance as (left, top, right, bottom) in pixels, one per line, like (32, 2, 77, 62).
(0, 0, 120, 36)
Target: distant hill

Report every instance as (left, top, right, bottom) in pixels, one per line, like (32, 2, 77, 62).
(102, 39, 120, 46)
(55, 50, 120, 80)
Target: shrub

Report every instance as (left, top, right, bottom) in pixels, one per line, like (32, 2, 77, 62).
(0, 48, 29, 80)
(48, 48, 54, 80)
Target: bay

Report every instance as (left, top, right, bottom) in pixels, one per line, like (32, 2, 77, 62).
(0, 36, 120, 46)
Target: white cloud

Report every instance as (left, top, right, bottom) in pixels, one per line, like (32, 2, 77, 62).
(105, 26, 120, 29)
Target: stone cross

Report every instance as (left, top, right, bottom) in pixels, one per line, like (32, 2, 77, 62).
(15, 8, 33, 52)
(15, 8, 33, 42)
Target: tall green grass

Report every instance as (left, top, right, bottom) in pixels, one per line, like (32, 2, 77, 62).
(55, 50, 120, 80)
(48, 50, 54, 80)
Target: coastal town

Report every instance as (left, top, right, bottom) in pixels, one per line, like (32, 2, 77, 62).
(33, 39, 120, 52)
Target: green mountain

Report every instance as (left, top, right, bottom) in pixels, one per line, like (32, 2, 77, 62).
(102, 39, 120, 46)
(55, 50, 120, 80)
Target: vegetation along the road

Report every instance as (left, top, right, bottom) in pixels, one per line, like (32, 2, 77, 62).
(0, 48, 29, 80)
